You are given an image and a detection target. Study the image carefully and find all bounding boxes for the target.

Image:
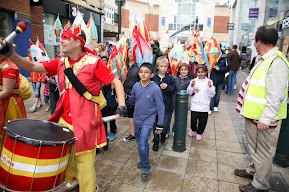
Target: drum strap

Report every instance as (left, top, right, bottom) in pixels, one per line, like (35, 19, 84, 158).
(63, 57, 101, 104)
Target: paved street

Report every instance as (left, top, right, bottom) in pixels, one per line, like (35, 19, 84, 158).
(23, 70, 289, 192)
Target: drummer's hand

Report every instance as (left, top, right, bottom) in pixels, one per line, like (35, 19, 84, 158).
(0, 38, 13, 57)
(115, 105, 128, 117)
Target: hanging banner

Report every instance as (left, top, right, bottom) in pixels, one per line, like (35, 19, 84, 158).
(44, 24, 57, 45)
(161, 17, 165, 30)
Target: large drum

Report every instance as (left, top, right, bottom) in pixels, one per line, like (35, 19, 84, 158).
(0, 119, 75, 191)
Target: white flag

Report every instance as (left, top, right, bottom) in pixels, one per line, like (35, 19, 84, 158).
(72, 10, 87, 35)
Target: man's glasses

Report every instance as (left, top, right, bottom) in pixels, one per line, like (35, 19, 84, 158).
(138, 71, 151, 75)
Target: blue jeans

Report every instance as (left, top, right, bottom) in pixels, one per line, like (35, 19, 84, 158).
(227, 70, 237, 94)
(134, 124, 153, 171)
(32, 82, 42, 98)
(210, 84, 223, 110)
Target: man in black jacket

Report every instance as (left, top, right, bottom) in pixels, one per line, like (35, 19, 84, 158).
(209, 44, 230, 113)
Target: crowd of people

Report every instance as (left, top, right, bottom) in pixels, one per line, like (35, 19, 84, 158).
(0, 25, 288, 192)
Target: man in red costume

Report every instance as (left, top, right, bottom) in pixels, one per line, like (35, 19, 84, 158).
(0, 26, 127, 191)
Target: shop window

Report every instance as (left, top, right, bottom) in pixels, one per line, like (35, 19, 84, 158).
(0, 12, 12, 38)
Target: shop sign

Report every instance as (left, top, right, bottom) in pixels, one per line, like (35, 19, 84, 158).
(241, 23, 249, 31)
(161, 17, 165, 29)
(282, 16, 289, 29)
(249, 8, 259, 19)
(227, 23, 234, 30)
(70, 5, 85, 18)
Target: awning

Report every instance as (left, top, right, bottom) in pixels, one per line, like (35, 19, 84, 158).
(266, 11, 285, 26)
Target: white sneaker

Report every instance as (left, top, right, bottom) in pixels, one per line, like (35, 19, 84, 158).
(213, 107, 219, 112)
(64, 179, 78, 190)
(234, 85, 236, 90)
(29, 106, 37, 113)
(208, 110, 212, 115)
(36, 103, 43, 108)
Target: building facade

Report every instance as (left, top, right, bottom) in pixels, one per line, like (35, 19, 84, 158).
(229, 0, 289, 65)
(213, 5, 230, 48)
(158, 0, 229, 46)
(103, 0, 159, 42)
(42, 0, 103, 59)
(264, 0, 289, 59)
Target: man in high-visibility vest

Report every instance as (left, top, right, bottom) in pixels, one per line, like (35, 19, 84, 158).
(235, 26, 289, 192)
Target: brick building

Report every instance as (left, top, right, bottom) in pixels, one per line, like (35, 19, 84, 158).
(0, 0, 44, 76)
(213, 5, 230, 48)
(0, 0, 104, 75)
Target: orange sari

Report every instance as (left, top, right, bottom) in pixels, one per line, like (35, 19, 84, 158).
(0, 58, 27, 137)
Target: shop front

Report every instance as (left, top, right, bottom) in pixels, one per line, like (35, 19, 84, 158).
(281, 11, 289, 60)
(42, 0, 102, 59)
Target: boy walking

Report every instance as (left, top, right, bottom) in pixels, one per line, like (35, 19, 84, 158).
(152, 56, 176, 151)
(128, 63, 165, 179)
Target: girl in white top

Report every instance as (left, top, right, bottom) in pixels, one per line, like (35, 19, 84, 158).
(186, 64, 215, 140)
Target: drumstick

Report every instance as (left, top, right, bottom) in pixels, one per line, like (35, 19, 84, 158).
(102, 115, 117, 122)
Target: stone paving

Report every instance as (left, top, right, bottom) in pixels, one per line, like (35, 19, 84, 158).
(22, 70, 289, 192)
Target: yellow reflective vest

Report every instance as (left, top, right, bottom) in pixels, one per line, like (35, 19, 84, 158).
(242, 50, 289, 120)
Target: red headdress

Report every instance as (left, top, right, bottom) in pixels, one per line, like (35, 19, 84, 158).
(61, 25, 85, 47)
(61, 25, 97, 54)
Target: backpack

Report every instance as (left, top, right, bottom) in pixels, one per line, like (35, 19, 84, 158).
(217, 53, 230, 73)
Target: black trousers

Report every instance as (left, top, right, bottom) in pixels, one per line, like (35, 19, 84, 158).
(190, 111, 208, 135)
(101, 106, 117, 134)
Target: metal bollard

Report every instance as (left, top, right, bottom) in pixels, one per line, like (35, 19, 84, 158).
(173, 90, 188, 152)
(273, 104, 289, 168)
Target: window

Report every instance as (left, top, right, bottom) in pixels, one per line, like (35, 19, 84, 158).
(169, 24, 174, 30)
(104, 5, 114, 25)
(178, 4, 181, 14)
(0, 12, 12, 38)
(182, 3, 192, 15)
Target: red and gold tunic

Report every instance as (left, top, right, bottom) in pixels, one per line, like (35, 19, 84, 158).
(0, 58, 27, 136)
(43, 53, 115, 155)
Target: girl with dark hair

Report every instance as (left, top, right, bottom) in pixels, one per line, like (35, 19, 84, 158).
(186, 65, 215, 141)
(171, 63, 191, 134)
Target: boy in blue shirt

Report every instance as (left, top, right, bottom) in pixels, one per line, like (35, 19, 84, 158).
(128, 62, 165, 180)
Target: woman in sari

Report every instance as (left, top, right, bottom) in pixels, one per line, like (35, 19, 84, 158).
(0, 45, 27, 142)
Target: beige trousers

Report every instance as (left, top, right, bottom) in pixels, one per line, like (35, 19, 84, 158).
(245, 119, 272, 190)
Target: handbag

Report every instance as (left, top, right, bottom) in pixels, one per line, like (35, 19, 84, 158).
(63, 57, 107, 110)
